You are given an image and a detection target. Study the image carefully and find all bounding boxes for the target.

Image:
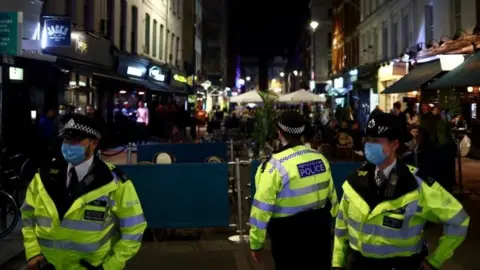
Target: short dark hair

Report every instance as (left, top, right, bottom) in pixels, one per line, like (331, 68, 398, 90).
(393, 102, 401, 109)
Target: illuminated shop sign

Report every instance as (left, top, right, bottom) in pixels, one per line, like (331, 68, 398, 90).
(127, 66, 146, 77)
(149, 66, 166, 82)
(173, 74, 187, 83)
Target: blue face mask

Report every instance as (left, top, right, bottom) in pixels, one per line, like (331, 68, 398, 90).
(61, 143, 86, 165)
(364, 142, 388, 165)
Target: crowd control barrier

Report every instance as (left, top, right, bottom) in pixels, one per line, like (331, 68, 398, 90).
(249, 161, 362, 199)
(117, 163, 230, 229)
(136, 143, 227, 163)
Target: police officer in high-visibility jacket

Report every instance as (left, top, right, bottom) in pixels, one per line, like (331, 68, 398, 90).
(249, 111, 338, 270)
(332, 113, 469, 270)
(21, 114, 147, 270)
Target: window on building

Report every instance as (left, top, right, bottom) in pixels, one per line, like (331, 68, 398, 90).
(170, 33, 175, 63)
(382, 21, 388, 59)
(477, 0, 480, 27)
(327, 9, 332, 19)
(327, 32, 332, 49)
(166, 29, 170, 60)
(153, 20, 157, 57)
(176, 36, 180, 66)
(178, 0, 182, 17)
(452, 0, 461, 34)
(65, 0, 75, 24)
(425, 5, 434, 45)
(402, 14, 409, 50)
(392, 22, 398, 57)
(172, 0, 177, 15)
(144, 13, 150, 54)
(131, 6, 139, 54)
(84, 0, 93, 31)
(159, 25, 164, 60)
(120, 0, 127, 51)
(106, 0, 114, 40)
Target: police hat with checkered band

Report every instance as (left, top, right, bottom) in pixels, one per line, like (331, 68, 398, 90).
(277, 111, 306, 137)
(61, 114, 102, 141)
(366, 112, 400, 141)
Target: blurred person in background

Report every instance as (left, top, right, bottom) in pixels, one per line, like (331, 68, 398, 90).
(136, 101, 149, 145)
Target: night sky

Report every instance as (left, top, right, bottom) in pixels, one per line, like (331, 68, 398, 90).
(230, 0, 311, 58)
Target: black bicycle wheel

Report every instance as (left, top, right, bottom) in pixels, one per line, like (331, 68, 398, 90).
(0, 190, 19, 239)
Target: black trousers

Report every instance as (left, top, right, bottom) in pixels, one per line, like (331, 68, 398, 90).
(350, 250, 424, 270)
(268, 208, 332, 270)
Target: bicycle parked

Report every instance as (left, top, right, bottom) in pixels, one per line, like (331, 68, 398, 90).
(0, 149, 32, 239)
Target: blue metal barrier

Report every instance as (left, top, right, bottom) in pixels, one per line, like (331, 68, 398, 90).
(137, 143, 227, 163)
(250, 161, 362, 199)
(117, 163, 230, 228)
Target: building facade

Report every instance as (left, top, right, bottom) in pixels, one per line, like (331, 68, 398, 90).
(183, 0, 202, 78)
(268, 56, 287, 93)
(240, 56, 260, 91)
(358, 0, 478, 111)
(332, 0, 360, 75)
(310, 0, 333, 83)
(202, 0, 229, 88)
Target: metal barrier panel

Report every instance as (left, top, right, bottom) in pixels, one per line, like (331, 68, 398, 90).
(117, 163, 230, 228)
(137, 143, 228, 163)
(250, 161, 362, 199)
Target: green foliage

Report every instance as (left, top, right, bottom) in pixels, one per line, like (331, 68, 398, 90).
(251, 92, 278, 151)
(437, 88, 459, 145)
(438, 88, 461, 116)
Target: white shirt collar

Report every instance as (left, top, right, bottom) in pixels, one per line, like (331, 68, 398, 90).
(67, 156, 94, 187)
(376, 159, 397, 179)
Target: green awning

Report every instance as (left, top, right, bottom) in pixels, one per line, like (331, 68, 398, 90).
(427, 51, 480, 89)
(382, 60, 444, 94)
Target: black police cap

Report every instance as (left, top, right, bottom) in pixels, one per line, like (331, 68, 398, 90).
(61, 114, 102, 140)
(277, 111, 306, 135)
(366, 113, 400, 141)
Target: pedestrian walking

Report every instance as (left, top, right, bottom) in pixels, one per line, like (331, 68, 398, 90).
(249, 111, 338, 270)
(332, 113, 469, 270)
(21, 114, 147, 270)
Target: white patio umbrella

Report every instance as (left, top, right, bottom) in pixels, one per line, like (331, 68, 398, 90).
(230, 90, 277, 103)
(279, 89, 324, 103)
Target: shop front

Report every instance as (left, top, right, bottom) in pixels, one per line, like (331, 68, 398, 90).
(113, 54, 151, 122)
(43, 26, 116, 114)
(377, 61, 408, 111)
(0, 13, 66, 150)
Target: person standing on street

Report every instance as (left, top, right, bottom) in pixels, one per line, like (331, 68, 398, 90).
(249, 111, 338, 270)
(21, 114, 147, 270)
(332, 113, 469, 270)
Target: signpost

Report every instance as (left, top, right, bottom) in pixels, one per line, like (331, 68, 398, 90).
(0, 12, 22, 56)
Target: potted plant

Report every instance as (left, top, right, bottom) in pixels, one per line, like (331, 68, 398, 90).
(251, 91, 278, 158)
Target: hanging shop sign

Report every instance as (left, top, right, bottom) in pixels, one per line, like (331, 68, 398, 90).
(0, 12, 22, 56)
(149, 66, 166, 82)
(117, 55, 149, 79)
(42, 16, 71, 47)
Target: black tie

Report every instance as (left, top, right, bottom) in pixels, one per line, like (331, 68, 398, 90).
(376, 170, 387, 187)
(69, 167, 79, 191)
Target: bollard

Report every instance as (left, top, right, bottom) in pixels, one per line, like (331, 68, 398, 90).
(126, 142, 133, 164)
(228, 158, 248, 244)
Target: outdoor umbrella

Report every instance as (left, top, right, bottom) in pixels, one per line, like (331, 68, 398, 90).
(229, 90, 277, 103)
(279, 89, 324, 103)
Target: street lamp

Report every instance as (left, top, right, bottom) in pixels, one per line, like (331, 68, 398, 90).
(280, 72, 285, 77)
(246, 76, 251, 81)
(309, 20, 319, 92)
(309, 21, 319, 31)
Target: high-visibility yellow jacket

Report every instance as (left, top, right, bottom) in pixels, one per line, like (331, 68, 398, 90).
(21, 161, 147, 270)
(249, 145, 338, 250)
(332, 162, 469, 269)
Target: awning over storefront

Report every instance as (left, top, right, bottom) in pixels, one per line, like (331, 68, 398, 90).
(426, 51, 480, 89)
(382, 60, 444, 94)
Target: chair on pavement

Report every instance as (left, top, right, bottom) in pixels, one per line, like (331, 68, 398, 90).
(153, 152, 175, 164)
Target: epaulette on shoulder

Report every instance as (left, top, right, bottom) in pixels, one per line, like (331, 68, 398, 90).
(414, 169, 436, 186)
(111, 167, 129, 183)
